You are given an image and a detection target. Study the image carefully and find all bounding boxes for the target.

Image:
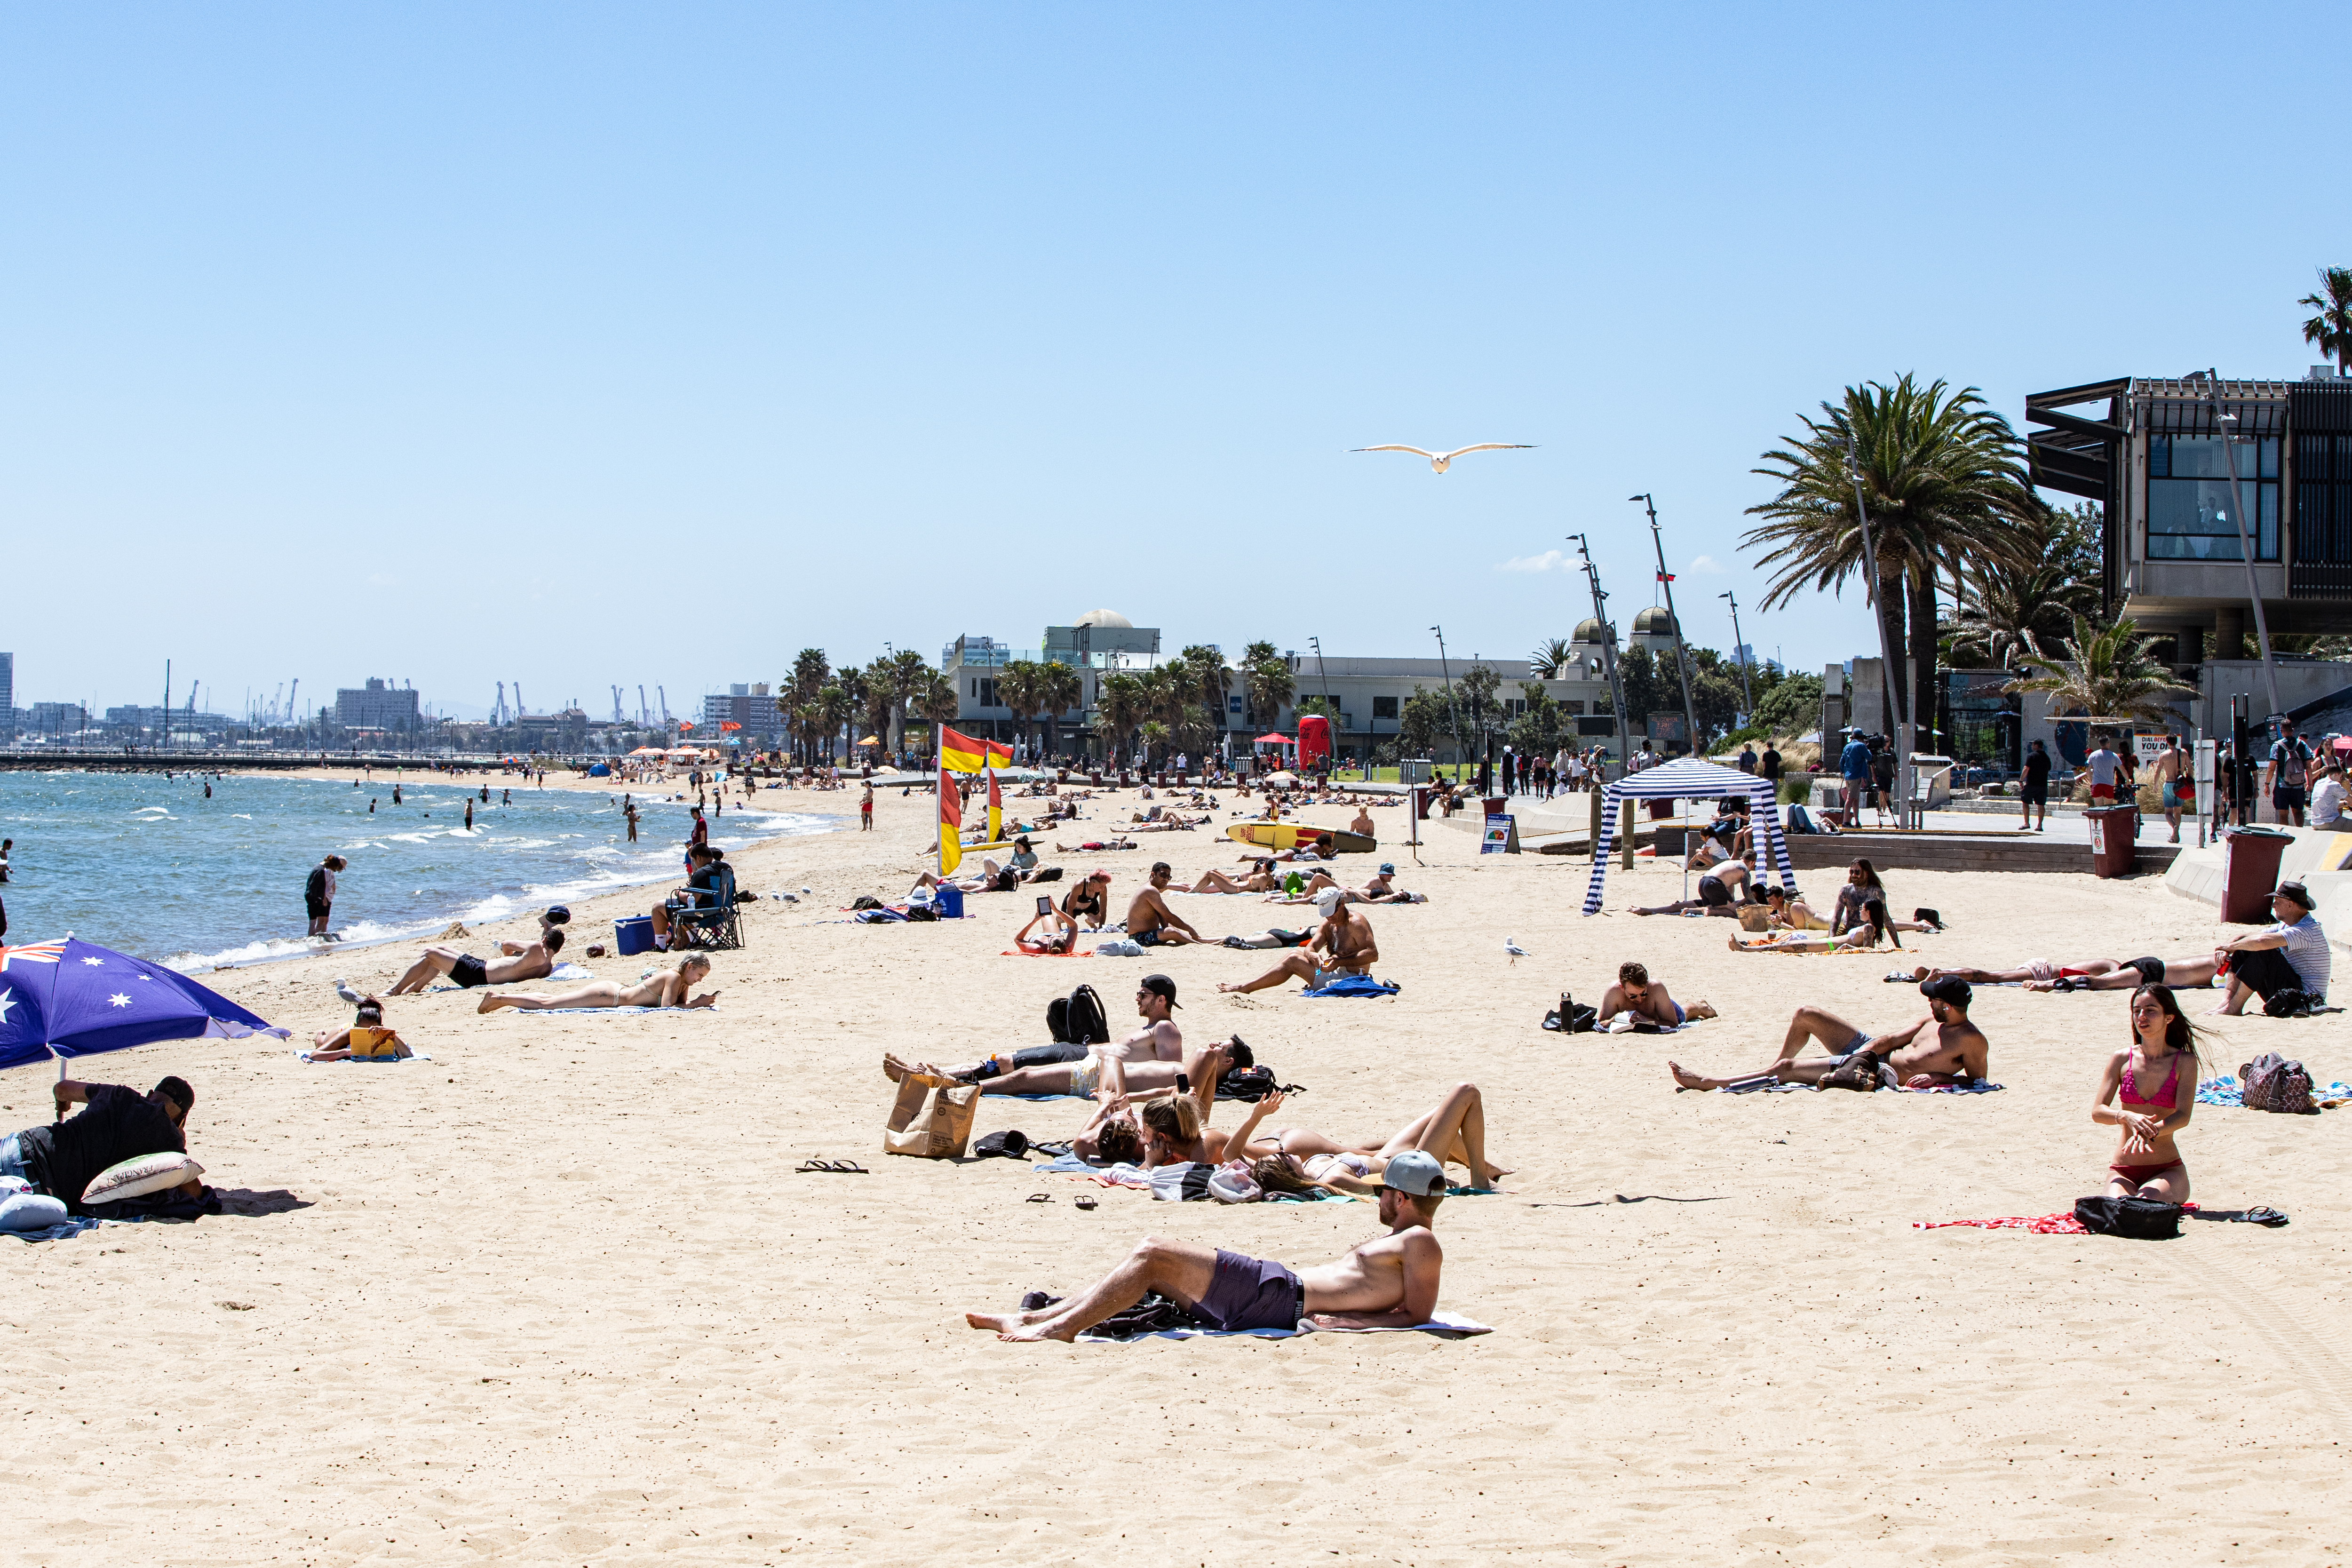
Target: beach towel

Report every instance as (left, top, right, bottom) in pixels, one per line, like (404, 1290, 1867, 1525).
(294, 1049, 435, 1063)
(508, 1007, 717, 1016)
(1919, 1201, 2199, 1234)
(1300, 975, 1400, 999)
(1001, 947, 1091, 957)
(1728, 1077, 2002, 1094)
(2198, 1075, 2352, 1109)
(1078, 1312, 1494, 1343)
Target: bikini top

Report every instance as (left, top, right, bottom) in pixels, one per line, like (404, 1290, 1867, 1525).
(2119, 1050, 2181, 1109)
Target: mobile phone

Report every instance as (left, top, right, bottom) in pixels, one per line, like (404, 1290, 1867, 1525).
(1037, 895, 1054, 915)
(1176, 1072, 1190, 1093)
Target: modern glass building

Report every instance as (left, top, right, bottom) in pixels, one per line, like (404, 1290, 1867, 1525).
(2027, 369, 2352, 657)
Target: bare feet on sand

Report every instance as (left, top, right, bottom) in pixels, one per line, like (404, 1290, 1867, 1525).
(1685, 1000, 1718, 1020)
(1668, 1062, 1710, 1091)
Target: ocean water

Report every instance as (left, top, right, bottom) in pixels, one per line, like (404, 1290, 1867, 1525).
(0, 770, 837, 971)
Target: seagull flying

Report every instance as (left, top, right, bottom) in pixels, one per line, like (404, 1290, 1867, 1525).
(1352, 443, 1534, 475)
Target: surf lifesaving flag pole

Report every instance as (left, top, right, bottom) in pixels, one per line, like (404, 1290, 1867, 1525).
(986, 759, 1002, 846)
(937, 736, 963, 877)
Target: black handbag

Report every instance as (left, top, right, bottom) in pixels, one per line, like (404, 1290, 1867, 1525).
(2072, 1195, 2182, 1239)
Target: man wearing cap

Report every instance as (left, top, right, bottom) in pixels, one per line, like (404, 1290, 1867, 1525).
(1281, 862, 1416, 906)
(1125, 863, 1210, 947)
(2214, 882, 2330, 1014)
(1218, 893, 1379, 995)
(1668, 977, 1989, 1091)
(1, 1077, 199, 1210)
(965, 1148, 1447, 1341)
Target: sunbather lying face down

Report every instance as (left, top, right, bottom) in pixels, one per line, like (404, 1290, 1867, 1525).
(962, 1150, 1448, 1341)
(1598, 963, 1716, 1028)
(1915, 954, 2221, 992)
(1220, 1083, 1510, 1192)
(476, 955, 716, 1013)
(1669, 977, 1987, 1091)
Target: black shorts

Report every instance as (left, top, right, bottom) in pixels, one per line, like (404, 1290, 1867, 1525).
(2124, 955, 2166, 985)
(2020, 784, 2048, 804)
(1697, 875, 1732, 908)
(1195, 1248, 1305, 1331)
(1134, 928, 1168, 947)
(306, 899, 331, 920)
(449, 954, 490, 989)
(2274, 787, 2308, 810)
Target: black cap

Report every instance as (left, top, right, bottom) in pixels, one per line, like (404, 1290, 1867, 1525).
(1920, 975, 1971, 1010)
(2276, 880, 2315, 911)
(1140, 973, 1182, 1009)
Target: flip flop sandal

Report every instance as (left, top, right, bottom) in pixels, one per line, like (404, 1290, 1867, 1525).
(795, 1159, 868, 1174)
(1025, 1193, 1054, 1204)
(2241, 1205, 2289, 1227)
(1075, 1196, 1098, 1211)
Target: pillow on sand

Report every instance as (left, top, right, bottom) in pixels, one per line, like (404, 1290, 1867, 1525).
(80, 1151, 205, 1205)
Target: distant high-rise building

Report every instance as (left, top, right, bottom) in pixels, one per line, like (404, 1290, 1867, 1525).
(0, 651, 13, 735)
(702, 686, 785, 745)
(29, 700, 89, 737)
(335, 677, 422, 733)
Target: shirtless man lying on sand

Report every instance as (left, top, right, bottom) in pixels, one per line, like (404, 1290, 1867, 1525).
(1219, 895, 1378, 993)
(1912, 953, 2220, 992)
(1669, 976, 1987, 1090)
(387, 929, 565, 995)
(1598, 961, 1716, 1029)
(895, 974, 1187, 1090)
(963, 1148, 1447, 1341)
(476, 953, 717, 1012)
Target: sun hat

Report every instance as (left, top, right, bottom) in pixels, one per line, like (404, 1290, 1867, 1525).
(1382, 1150, 1446, 1198)
(1378, 862, 1395, 875)
(907, 885, 936, 905)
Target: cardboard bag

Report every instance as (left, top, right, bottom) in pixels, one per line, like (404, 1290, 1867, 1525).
(884, 1071, 980, 1158)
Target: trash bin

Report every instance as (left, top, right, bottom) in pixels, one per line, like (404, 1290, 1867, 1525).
(2085, 804, 2138, 878)
(1647, 798, 1677, 820)
(1483, 796, 1509, 821)
(2221, 827, 2294, 922)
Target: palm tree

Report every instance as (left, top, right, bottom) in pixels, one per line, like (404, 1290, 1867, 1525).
(2006, 615, 2193, 724)
(2301, 266, 2352, 377)
(1942, 502, 2104, 670)
(913, 669, 960, 746)
(1179, 645, 1232, 747)
(1039, 659, 1082, 762)
(1529, 638, 1574, 679)
(1097, 672, 1147, 767)
(1136, 720, 1170, 771)
(818, 683, 850, 763)
(1744, 375, 2035, 739)
(995, 658, 1045, 759)
(1243, 647, 1295, 731)
(884, 649, 930, 757)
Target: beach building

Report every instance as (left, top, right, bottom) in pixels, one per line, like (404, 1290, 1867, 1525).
(941, 613, 1164, 752)
(701, 684, 786, 748)
(516, 707, 589, 752)
(334, 678, 422, 737)
(25, 700, 90, 741)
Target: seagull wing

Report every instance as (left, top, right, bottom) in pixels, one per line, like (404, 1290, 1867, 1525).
(1436, 444, 1536, 462)
(1351, 445, 1438, 459)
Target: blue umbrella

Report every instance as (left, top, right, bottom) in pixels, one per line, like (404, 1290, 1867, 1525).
(0, 936, 289, 1073)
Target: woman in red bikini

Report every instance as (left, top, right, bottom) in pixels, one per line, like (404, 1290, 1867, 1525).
(2092, 985, 2201, 1202)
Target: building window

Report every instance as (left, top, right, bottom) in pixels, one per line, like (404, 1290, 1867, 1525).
(1372, 695, 1399, 720)
(2147, 435, 2278, 561)
(973, 678, 999, 707)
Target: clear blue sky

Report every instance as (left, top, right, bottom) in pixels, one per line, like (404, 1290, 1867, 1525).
(4, 3, 2345, 720)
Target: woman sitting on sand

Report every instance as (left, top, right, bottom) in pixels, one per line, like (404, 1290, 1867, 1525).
(2093, 985, 2200, 1202)
(1830, 859, 1888, 936)
(1731, 897, 1917, 954)
(1217, 1083, 1509, 1193)
(476, 954, 718, 1012)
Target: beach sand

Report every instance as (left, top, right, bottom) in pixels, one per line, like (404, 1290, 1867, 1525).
(6, 777, 2349, 1563)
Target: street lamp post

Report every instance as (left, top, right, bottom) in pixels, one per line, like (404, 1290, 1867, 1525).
(1630, 494, 1702, 756)
(1720, 591, 1755, 717)
(1569, 534, 1632, 771)
(1431, 626, 1467, 782)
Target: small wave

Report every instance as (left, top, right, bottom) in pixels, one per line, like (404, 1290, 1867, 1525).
(231, 813, 253, 820)
(387, 832, 436, 844)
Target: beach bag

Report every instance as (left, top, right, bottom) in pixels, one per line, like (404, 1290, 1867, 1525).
(850, 895, 883, 910)
(1031, 866, 1064, 882)
(2072, 1195, 2183, 1239)
(883, 1070, 980, 1159)
(1542, 991, 1599, 1033)
(2241, 1051, 2315, 1113)
(1048, 983, 1110, 1045)
(1821, 1054, 1884, 1092)
(2261, 988, 2313, 1019)
(1215, 1064, 1278, 1101)
(969, 1129, 1031, 1159)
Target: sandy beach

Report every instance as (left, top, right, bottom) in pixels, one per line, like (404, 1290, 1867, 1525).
(6, 776, 2349, 1564)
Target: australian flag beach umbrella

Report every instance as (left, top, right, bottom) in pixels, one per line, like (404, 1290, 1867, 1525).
(0, 937, 289, 1073)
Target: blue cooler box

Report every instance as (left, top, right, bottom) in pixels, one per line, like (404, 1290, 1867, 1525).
(614, 915, 656, 955)
(935, 883, 965, 920)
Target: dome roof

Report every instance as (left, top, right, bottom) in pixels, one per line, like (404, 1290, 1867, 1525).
(1632, 606, 1678, 634)
(1573, 617, 1613, 644)
(1073, 609, 1133, 629)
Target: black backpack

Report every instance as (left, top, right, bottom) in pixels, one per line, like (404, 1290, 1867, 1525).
(2073, 1196, 2183, 1239)
(1048, 983, 1110, 1045)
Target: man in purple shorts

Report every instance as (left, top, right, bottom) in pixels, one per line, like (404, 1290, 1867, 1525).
(964, 1151, 1448, 1342)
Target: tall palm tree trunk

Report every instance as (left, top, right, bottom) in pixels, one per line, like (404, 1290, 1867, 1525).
(1907, 570, 1939, 755)
(1875, 568, 1908, 737)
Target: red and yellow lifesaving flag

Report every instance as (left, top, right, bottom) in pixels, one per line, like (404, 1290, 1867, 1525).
(986, 762, 1002, 845)
(939, 724, 1012, 774)
(938, 759, 963, 876)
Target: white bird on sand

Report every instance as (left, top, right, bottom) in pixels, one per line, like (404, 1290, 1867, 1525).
(1504, 937, 1531, 963)
(333, 979, 365, 1005)
(1352, 443, 1535, 474)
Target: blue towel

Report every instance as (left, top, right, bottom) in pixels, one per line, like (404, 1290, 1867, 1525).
(1732, 1077, 2003, 1094)
(1301, 975, 1400, 999)
(2199, 1075, 2352, 1107)
(4, 1217, 103, 1243)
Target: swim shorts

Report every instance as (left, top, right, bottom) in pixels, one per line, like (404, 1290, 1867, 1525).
(1195, 1248, 1305, 1331)
(450, 954, 490, 989)
(1697, 875, 1732, 908)
(2125, 955, 2166, 985)
(1134, 928, 1167, 947)
(306, 898, 331, 920)
(1068, 1056, 1103, 1098)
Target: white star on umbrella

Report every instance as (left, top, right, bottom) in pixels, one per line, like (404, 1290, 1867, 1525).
(0, 988, 14, 1025)
(109, 993, 131, 1008)
(81, 956, 105, 965)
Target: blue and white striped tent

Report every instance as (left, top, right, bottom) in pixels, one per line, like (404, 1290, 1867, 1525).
(1581, 757, 1796, 915)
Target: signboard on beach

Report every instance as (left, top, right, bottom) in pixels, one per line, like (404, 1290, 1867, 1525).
(1481, 813, 1519, 854)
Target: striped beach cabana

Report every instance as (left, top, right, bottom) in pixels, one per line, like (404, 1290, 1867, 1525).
(1581, 756, 1796, 915)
